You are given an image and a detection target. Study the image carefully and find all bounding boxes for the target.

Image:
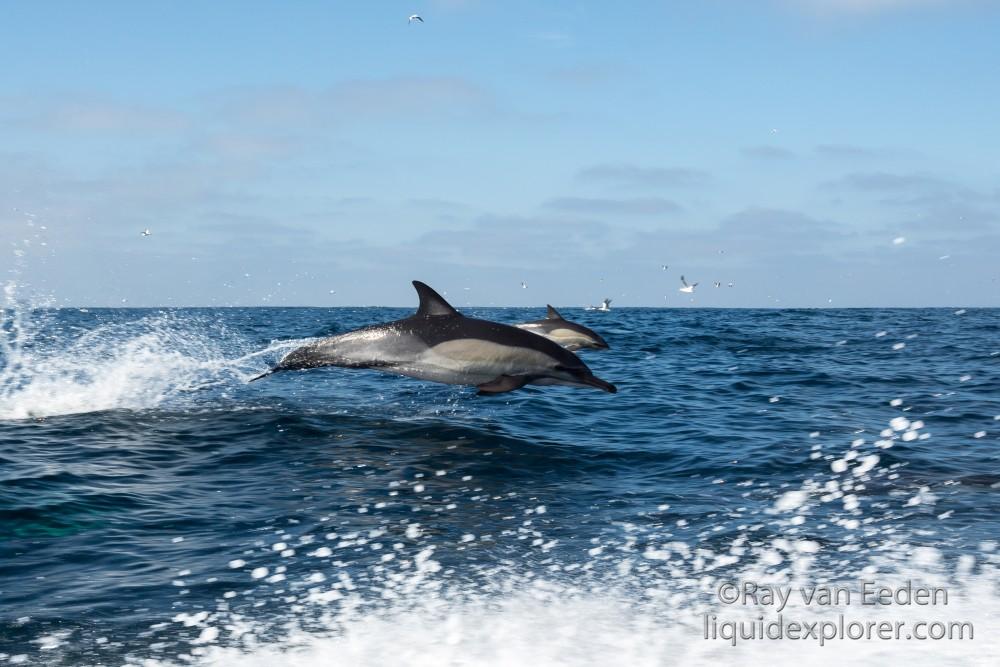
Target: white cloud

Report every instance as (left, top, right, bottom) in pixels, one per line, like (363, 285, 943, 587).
(576, 164, 710, 189)
(0, 94, 188, 134)
(742, 146, 796, 160)
(543, 196, 683, 216)
(214, 76, 498, 128)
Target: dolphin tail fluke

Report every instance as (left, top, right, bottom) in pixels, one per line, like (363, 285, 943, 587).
(248, 368, 277, 383)
(248, 344, 319, 382)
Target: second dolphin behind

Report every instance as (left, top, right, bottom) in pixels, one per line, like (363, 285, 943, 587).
(516, 305, 610, 351)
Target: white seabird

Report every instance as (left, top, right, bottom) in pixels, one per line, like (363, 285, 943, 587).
(408, 14, 424, 23)
(141, 229, 151, 237)
(679, 276, 698, 294)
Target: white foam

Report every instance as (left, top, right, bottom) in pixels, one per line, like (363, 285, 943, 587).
(0, 289, 295, 420)
(773, 490, 808, 512)
(141, 556, 999, 667)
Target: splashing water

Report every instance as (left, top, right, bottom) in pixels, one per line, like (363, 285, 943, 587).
(0, 283, 292, 420)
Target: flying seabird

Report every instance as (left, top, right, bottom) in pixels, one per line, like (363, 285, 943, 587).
(141, 229, 151, 237)
(408, 14, 423, 23)
(679, 276, 698, 294)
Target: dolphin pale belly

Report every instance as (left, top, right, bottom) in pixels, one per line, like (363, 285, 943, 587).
(515, 305, 610, 352)
(252, 282, 616, 395)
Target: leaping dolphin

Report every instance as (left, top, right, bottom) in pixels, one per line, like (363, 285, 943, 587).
(251, 281, 616, 395)
(515, 305, 609, 352)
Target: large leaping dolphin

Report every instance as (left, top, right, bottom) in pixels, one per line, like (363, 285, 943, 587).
(515, 305, 610, 352)
(251, 281, 617, 395)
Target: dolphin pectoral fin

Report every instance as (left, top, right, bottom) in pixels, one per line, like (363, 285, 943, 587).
(476, 375, 531, 395)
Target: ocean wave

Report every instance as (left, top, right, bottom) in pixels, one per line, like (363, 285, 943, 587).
(2, 294, 998, 665)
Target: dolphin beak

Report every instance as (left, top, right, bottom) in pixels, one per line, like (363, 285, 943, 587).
(582, 375, 617, 393)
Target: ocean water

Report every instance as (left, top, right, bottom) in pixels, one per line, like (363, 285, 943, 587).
(0, 299, 998, 666)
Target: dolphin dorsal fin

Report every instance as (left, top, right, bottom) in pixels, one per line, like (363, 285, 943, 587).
(412, 281, 459, 317)
(546, 304, 565, 320)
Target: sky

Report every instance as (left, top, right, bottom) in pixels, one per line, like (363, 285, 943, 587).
(1, 0, 999, 308)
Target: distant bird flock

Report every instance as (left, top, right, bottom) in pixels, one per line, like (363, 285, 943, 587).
(122, 12, 929, 312)
(135, 2, 752, 310)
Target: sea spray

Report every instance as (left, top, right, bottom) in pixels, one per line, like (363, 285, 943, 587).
(0, 290, 295, 420)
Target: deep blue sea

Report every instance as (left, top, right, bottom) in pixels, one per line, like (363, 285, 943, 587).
(1, 305, 997, 666)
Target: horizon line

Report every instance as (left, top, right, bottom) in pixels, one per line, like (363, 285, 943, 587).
(12, 304, 995, 311)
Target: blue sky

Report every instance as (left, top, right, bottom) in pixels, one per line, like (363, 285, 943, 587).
(1, 0, 998, 307)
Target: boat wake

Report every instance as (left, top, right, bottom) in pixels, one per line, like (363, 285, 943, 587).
(0, 284, 294, 420)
